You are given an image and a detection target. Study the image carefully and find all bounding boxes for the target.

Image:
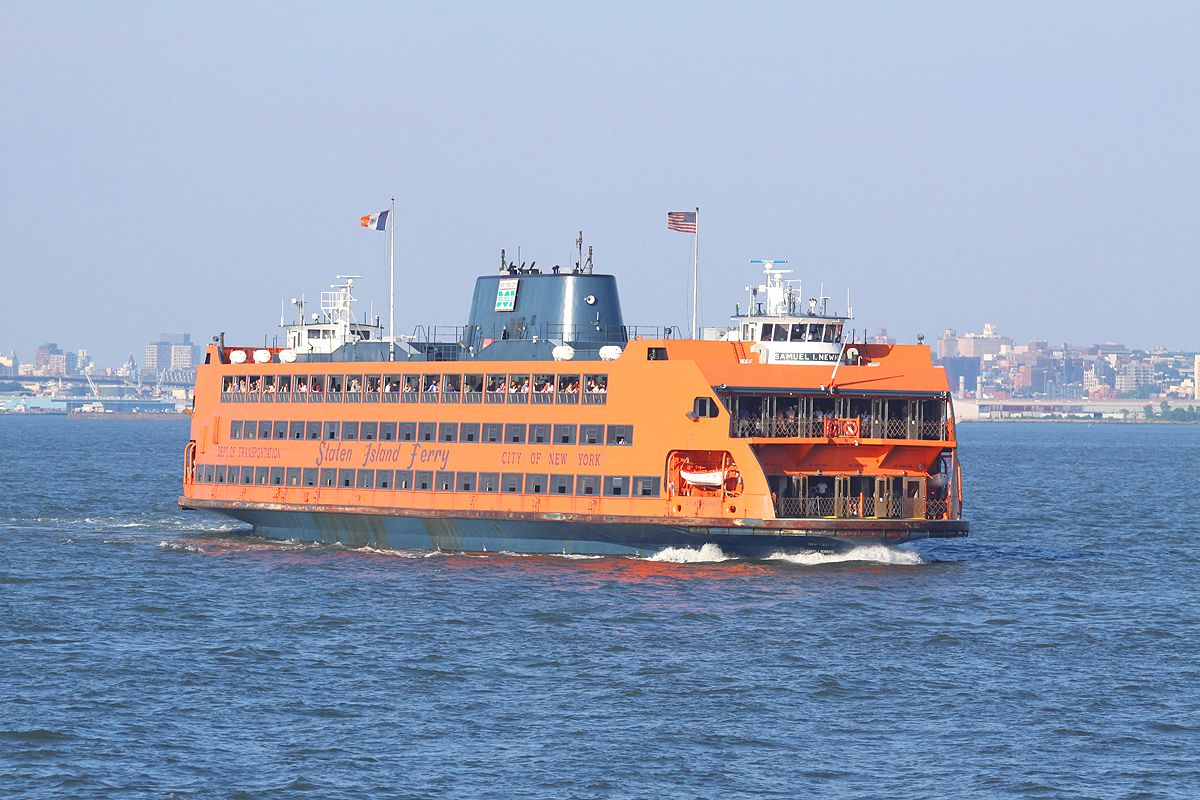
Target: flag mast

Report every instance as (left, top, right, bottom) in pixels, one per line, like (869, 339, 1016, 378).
(388, 196, 395, 361)
(691, 206, 700, 339)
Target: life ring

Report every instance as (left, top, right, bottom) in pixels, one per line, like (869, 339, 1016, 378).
(842, 419, 859, 437)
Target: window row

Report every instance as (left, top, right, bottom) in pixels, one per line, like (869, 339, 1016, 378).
(195, 464, 661, 497)
(221, 372, 609, 406)
(229, 420, 634, 446)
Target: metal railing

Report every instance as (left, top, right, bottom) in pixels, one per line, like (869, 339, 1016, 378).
(735, 416, 948, 442)
(776, 495, 946, 520)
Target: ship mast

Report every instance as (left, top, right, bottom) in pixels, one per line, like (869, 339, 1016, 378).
(388, 196, 395, 361)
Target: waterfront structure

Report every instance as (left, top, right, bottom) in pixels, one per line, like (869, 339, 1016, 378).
(180, 259, 968, 556)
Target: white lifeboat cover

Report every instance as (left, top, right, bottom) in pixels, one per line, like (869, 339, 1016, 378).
(229, 349, 247, 364)
(252, 349, 272, 363)
(598, 345, 623, 361)
(552, 344, 575, 361)
(680, 469, 725, 488)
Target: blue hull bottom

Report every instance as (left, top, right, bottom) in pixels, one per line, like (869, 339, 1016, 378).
(183, 501, 962, 558)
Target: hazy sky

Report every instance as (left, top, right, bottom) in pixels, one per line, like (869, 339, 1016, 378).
(2, 2, 1198, 366)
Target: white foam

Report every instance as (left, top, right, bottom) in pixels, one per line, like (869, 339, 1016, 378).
(767, 545, 923, 566)
(157, 540, 205, 554)
(645, 543, 732, 563)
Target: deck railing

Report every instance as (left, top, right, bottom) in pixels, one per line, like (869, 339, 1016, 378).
(776, 495, 952, 520)
(736, 416, 949, 442)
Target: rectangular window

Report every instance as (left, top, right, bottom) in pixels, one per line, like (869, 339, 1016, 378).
(647, 347, 668, 361)
(550, 474, 574, 495)
(325, 422, 339, 440)
(554, 424, 577, 445)
(338, 468, 356, 488)
(272, 421, 288, 440)
(199, 464, 212, 483)
(460, 422, 480, 443)
(255, 466, 270, 486)
(376, 469, 393, 489)
(457, 471, 477, 492)
(577, 475, 600, 496)
(226, 466, 240, 484)
(380, 422, 397, 441)
(320, 468, 338, 488)
(289, 420, 305, 440)
(603, 475, 629, 496)
(400, 422, 416, 442)
(634, 476, 662, 497)
(419, 422, 436, 442)
(606, 425, 633, 446)
(306, 421, 321, 440)
(229, 420, 244, 440)
(483, 422, 502, 443)
(214, 465, 227, 484)
(357, 469, 375, 489)
(581, 424, 603, 445)
(436, 471, 454, 491)
(525, 473, 547, 494)
(241, 421, 256, 440)
(693, 397, 718, 418)
(479, 472, 499, 492)
(439, 422, 458, 443)
(257, 420, 273, 439)
(286, 467, 301, 487)
(360, 422, 378, 441)
(395, 470, 413, 490)
(529, 424, 550, 444)
(303, 468, 318, 487)
(505, 423, 526, 444)
(342, 422, 359, 441)
(501, 473, 523, 493)
(415, 470, 432, 490)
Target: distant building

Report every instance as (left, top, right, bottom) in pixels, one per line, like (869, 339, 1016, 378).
(936, 328, 959, 359)
(34, 342, 62, 371)
(145, 333, 198, 380)
(1195, 355, 1200, 401)
(0, 351, 17, 378)
(144, 341, 171, 375)
(867, 327, 893, 345)
(1115, 362, 1154, 396)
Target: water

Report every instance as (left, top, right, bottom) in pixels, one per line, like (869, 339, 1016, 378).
(2, 416, 1198, 799)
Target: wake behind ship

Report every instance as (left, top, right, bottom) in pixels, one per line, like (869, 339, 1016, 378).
(179, 251, 967, 556)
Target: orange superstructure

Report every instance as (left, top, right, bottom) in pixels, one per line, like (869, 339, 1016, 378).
(180, 263, 966, 556)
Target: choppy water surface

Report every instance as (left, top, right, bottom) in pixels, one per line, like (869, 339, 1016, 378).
(2, 416, 1198, 799)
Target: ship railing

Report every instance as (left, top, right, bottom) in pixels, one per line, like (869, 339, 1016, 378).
(441, 391, 460, 404)
(421, 392, 439, 403)
(777, 496, 945, 520)
(509, 392, 528, 405)
(382, 392, 400, 404)
(401, 392, 419, 404)
(363, 391, 380, 403)
(531, 393, 553, 405)
(733, 416, 949, 442)
(926, 498, 949, 520)
(485, 391, 506, 404)
(557, 392, 580, 405)
(462, 392, 482, 404)
(344, 392, 362, 403)
(624, 325, 683, 340)
(582, 393, 607, 405)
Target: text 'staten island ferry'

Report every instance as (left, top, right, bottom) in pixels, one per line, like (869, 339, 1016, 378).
(180, 248, 967, 557)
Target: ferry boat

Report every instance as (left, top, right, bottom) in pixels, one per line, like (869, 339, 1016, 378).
(179, 253, 967, 557)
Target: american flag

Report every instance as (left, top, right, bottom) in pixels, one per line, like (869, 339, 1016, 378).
(667, 210, 697, 234)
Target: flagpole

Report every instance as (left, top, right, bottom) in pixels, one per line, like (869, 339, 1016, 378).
(691, 206, 700, 339)
(388, 197, 395, 361)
